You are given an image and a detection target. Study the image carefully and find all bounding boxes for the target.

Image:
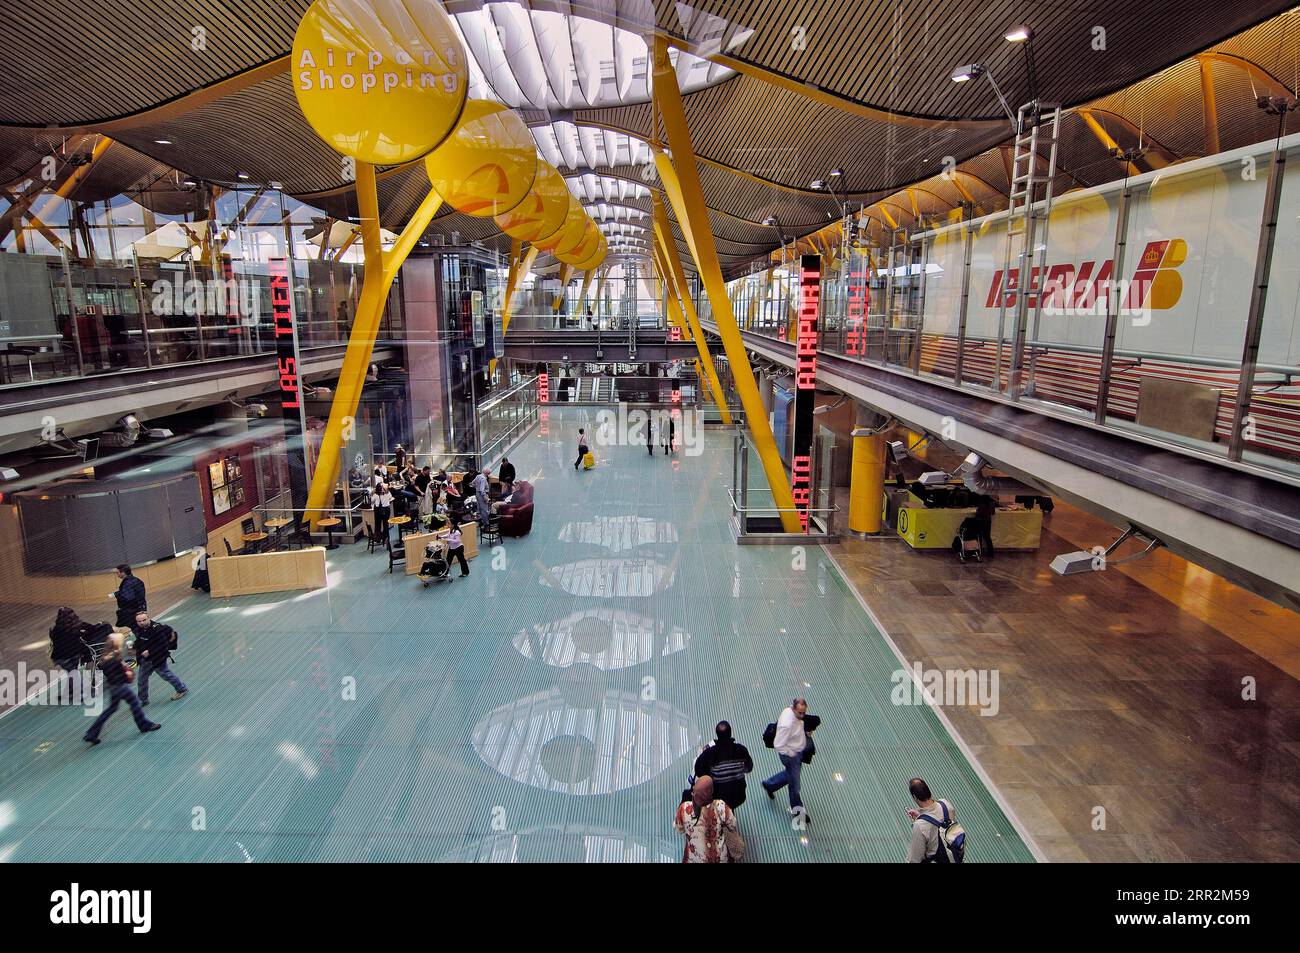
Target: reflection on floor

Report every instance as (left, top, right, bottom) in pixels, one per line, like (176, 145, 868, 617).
(829, 500, 1300, 863)
(0, 408, 1032, 863)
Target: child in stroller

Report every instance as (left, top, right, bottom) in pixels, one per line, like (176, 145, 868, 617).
(418, 539, 452, 586)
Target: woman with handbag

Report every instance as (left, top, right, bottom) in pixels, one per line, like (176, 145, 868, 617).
(674, 776, 741, 863)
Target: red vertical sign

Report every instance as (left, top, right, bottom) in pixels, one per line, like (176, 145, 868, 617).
(792, 254, 821, 532)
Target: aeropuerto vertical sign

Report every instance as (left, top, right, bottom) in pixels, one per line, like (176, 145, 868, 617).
(270, 258, 309, 512)
(792, 254, 821, 532)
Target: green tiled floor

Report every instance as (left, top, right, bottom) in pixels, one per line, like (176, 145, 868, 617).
(0, 408, 1034, 862)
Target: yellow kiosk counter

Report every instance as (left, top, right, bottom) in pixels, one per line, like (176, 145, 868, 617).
(896, 497, 1043, 551)
(402, 521, 479, 575)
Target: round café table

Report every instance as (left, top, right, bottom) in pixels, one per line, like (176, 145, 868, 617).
(264, 517, 292, 551)
(388, 515, 412, 540)
(241, 531, 269, 554)
(317, 517, 342, 550)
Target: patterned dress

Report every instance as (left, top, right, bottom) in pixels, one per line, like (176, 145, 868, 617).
(674, 798, 737, 863)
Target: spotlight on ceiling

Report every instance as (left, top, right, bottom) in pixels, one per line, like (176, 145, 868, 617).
(0, 466, 19, 481)
(1004, 24, 1032, 43)
(810, 179, 826, 190)
(154, 139, 172, 145)
(887, 440, 909, 464)
(950, 63, 985, 83)
(237, 173, 250, 180)
(829, 169, 843, 178)
(762, 216, 778, 227)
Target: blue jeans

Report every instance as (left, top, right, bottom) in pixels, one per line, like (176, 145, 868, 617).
(85, 683, 154, 739)
(765, 753, 804, 809)
(139, 659, 186, 704)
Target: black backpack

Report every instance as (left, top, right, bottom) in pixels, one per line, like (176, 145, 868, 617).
(762, 723, 776, 748)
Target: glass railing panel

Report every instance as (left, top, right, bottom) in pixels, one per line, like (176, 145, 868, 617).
(1240, 141, 1300, 478)
(1100, 149, 1266, 459)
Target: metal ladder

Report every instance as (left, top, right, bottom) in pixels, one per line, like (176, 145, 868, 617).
(994, 102, 1060, 397)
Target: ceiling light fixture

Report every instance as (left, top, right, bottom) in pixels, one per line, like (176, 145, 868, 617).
(1005, 24, 1032, 43)
(154, 139, 172, 145)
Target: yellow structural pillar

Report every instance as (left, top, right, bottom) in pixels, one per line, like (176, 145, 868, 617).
(303, 163, 443, 529)
(578, 269, 594, 312)
(651, 38, 796, 528)
(651, 192, 732, 425)
(552, 263, 575, 312)
(848, 429, 886, 535)
(653, 225, 738, 422)
(490, 238, 537, 375)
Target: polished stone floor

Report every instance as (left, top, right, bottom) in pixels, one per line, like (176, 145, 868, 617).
(830, 502, 1300, 862)
(0, 408, 1033, 863)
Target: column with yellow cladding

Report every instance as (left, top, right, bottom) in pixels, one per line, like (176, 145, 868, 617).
(849, 421, 887, 536)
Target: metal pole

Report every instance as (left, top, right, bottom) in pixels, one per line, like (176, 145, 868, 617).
(911, 228, 929, 374)
(1094, 185, 1132, 425)
(61, 247, 86, 377)
(954, 209, 973, 385)
(1228, 132, 1288, 460)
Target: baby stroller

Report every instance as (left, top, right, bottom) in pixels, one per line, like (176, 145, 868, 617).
(418, 540, 452, 586)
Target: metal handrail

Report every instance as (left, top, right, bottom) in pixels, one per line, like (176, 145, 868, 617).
(725, 490, 839, 516)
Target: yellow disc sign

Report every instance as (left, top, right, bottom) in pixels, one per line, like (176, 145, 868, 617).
(571, 234, 607, 272)
(293, 0, 468, 165)
(556, 218, 602, 266)
(494, 162, 570, 243)
(426, 100, 537, 217)
(533, 201, 589, 257)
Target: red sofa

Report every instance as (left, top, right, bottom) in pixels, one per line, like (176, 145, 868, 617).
(497, 480, 535, 537)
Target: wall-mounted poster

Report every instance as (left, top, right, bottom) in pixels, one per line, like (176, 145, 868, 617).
(224, 456, 241, 482)
(208, 461, 226, 491)
(212, 485, 231, 516)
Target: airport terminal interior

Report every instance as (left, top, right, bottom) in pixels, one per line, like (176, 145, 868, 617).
(0, 0, 1298, 863)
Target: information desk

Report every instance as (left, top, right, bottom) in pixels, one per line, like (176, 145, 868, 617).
(208, 546, 328, 597)
(896, 501, 1042, 551)
(402, 521, 479, 575)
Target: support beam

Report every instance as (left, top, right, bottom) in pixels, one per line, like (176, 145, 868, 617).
(551, 263, 574, 312)
(651, 35, 797, 531)
(1, 135, 113, 242)
(652, 193, 733, 424)
(578, 268, 595, 312)
(303, 163, 443, 529)
(1198, 57, 1221, 156)
(489, 237, 526, 376)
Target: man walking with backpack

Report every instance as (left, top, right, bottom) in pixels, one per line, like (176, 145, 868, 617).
(906, 777, 965, 863)
(133, 610, 189, 706)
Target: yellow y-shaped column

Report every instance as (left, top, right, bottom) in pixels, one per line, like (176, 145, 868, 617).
(551, 263, 575, 312)
(490, 238, 536, 376)
(653, 241, 733, 419)
(304, 163, 443, 529)
(651, 203, 732, 424)
(651, 37, 796, 529)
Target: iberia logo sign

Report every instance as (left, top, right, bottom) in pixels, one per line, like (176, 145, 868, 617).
(985, 238, 1186, 320)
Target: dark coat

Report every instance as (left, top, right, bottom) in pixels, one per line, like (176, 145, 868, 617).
(114, 575, 147, 626)
(693, 739, 754, 809)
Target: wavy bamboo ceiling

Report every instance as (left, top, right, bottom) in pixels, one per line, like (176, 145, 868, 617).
(1, 0, 1297, 277)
